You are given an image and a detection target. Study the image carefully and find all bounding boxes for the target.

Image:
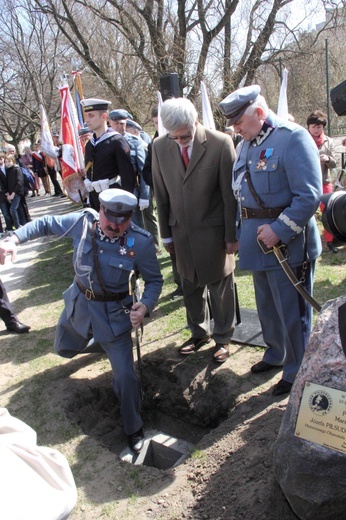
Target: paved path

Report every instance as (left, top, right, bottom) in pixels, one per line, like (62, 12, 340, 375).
(1, 194, 79, 298)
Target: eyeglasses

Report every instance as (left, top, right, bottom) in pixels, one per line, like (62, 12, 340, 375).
(167, 132, 192, 141)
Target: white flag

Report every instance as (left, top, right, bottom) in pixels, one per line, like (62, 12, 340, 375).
(40, 104, 57, 160)
(157, 91, 167, 136)
(277, 68, 289, 120)
(201, 81, 216, 130)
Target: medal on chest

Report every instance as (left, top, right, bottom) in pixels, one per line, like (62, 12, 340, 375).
(119, 236, 136, 257)
(256, 148, 273, 170)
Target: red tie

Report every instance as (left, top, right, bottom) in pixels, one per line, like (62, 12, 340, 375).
(182, 146, 190, 169)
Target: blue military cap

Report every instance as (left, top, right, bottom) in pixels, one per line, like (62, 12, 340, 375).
(99, 189, 137, 222)
(219, 85, 261, 125)
(126, 119, 142, 131)
(80, 98, 111, 112)
(78, 124, 91, 136)
(109, 109, 133, 121)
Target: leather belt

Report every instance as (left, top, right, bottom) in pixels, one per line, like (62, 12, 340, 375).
(76, 279, 129, 302)
(241, 207, 283, 219)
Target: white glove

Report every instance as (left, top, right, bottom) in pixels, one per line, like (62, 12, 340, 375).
(91, 181, 101, 193)
(139, 198, 150, 211)
(84, 178, 94, 192)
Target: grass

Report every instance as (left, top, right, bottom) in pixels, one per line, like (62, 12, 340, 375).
(191, 448, 206, 461)
(1, 215, 345, 520)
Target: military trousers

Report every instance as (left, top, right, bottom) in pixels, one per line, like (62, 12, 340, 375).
(54, 307, 142, 436)
(253, 261, 315, 383)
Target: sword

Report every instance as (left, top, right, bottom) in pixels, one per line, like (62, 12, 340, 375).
(129, 270, 144, 400)
(257, 238, 322, 313)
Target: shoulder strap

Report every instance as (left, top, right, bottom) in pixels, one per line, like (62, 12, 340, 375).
(244, 169, 268, 209)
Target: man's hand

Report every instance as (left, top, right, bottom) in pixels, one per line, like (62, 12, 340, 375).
(225, 241, 238, 255)
(130, 302, 147, 328)
(164, 241, 175, 254)
(257, 224, 280, 249)
(0, 241, 17, 265)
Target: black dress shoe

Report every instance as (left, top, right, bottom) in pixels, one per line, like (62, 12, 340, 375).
(272, 379, 293, 396)
(170, 288, 184, 300)
(251, 360, 277, 373)
(6, 321, 31, 334)
(128, 428, 144, 453)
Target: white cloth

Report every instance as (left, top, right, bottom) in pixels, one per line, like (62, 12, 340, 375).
(139, 198, 150, 211)
(200, 81, 216, 130)
(277, 68, 289, 119)
(0, 407, 77, 520)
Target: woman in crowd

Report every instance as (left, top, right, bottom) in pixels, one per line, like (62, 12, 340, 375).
(307, 110, 337, 253)
(32, 142, 51, 195)
(20, 146, 40, 197)
(4, 155, 27, 229)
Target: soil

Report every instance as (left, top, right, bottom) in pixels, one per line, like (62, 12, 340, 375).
(62, 342, 299, 520)
(1, 195, 303, 520)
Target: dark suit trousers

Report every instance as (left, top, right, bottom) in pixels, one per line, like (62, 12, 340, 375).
(0, 279, 17, 326)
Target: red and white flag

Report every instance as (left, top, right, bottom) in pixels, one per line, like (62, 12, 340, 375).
(59, 83, 86, 203)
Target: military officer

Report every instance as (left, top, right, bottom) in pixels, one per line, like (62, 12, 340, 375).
(81, 98, 136, 211)
(108, 109, 150, 222)
(0, 189, 163, 453)
(219, 85, 322, 395)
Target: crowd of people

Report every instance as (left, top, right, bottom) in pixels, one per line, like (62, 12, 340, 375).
(0, 87, 342, 463)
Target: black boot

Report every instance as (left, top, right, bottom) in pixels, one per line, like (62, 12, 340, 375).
(327, 242, 338, 254)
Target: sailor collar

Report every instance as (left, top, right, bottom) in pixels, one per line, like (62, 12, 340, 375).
(90, 129, 119, 147)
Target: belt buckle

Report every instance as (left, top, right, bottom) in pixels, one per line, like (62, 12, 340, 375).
(84, 288, 94, 300)
(242, 207, 248, 219)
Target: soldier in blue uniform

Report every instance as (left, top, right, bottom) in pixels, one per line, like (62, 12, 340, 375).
(219, 85, 322, 396)
(0, 189, 163, 452)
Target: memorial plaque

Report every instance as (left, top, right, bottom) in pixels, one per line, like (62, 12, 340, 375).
(295, 381, 346, 454)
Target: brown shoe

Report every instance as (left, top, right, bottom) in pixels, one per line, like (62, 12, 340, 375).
(213, 344, 230, 363)
(178, 336, 211, 355)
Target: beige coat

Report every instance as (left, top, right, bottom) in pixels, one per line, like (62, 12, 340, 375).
(152, 123, 237, 286)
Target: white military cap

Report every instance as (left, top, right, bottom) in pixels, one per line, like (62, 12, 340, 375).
(99, 189, 137, 222)
(219, 85, 261, 124)
(80, 98, 111, 112)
